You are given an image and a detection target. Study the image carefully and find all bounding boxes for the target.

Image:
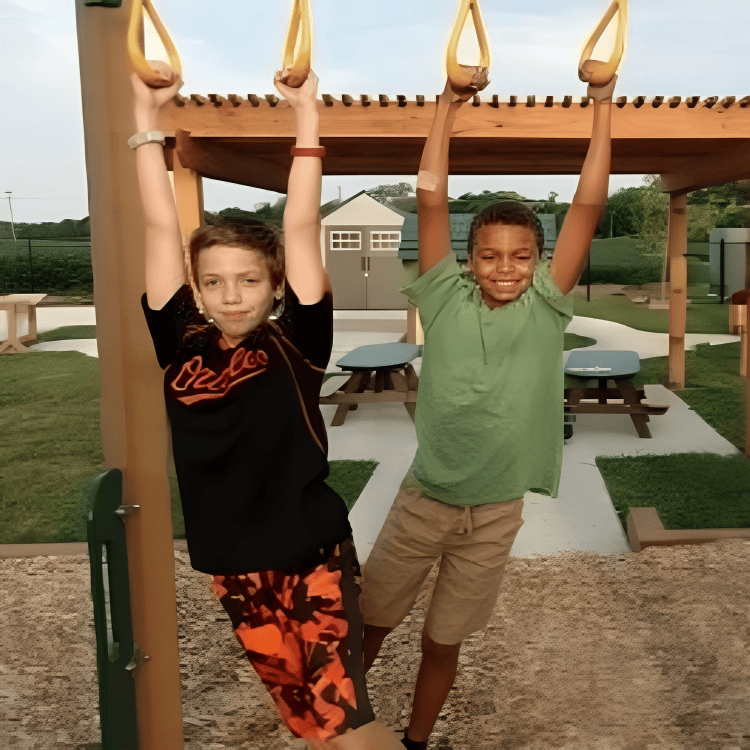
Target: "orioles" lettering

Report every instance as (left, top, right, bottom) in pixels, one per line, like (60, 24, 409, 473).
(169, 347, 269, 405)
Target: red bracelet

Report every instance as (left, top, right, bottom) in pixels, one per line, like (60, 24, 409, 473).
(290, 146, 326, 157)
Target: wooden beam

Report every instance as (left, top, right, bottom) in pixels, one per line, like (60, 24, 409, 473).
(172, 152, 204, 250)
(190, 93, 208, 105)
(342, 94, 354, 106)
(660, 141, 750, 195)
(667, 193, 688, 389)
(208, 94, 226, 106)
(227, 94, 243, 107)
(175, 130, 289, 193)
(322, 94, 335, 106)
(668, 96, 681, 108)
(75, 2, 183, 748)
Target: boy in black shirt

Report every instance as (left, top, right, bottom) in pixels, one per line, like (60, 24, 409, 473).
(132, 62, 403, 750)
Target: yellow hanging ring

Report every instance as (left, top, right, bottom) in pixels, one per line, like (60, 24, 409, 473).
(578, 0, 628, 87)
(279, 0, 312, 88)
(446, 0, 491, 95)
(127, 0, 182, 88)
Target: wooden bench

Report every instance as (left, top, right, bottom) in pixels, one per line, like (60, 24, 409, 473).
(319, 343, 421, 426)
(0, 294, 47, 353)
(564, 350, 669, 438)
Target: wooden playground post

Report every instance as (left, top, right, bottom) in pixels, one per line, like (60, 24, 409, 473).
(667, 192, 688, 389)
(75, 2, 184, 748)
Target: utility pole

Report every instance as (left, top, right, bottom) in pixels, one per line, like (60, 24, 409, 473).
(5, 192, 16, 241)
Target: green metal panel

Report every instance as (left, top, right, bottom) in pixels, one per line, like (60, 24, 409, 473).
(86, 468, 138, 750)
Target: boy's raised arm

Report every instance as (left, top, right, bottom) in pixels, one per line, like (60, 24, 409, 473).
(131, 67, 187, 311)
(549, 77, 616, 295)
(274, 70, 329, 305)
(416, 81, 473, 277)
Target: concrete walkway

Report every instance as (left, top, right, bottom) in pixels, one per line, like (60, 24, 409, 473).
(9, 306, 744, 561)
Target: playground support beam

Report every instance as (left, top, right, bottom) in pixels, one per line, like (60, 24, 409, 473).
(667, 192, 688, 389)
(75, 3, 184, 748)
(172, 152, 205, 249)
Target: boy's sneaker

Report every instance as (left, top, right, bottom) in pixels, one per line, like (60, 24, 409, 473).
(400, 728, 428, 750)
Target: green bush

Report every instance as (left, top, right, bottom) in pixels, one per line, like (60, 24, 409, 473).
(0, 250, 93, 294)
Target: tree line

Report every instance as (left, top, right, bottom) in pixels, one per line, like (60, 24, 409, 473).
(3, 180, 749, 248)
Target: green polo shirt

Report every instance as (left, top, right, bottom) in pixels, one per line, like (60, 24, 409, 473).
(401, 252, 573, 505)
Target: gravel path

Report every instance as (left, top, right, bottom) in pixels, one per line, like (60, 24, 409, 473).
(2, 540, 750, 749)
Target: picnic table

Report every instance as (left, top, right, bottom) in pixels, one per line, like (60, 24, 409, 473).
(0, 294, 47, 353)
(319, 342, 421, 426)
(564, 349, 669, 438)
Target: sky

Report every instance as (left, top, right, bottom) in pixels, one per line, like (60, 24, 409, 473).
(1, 0, 749, 224)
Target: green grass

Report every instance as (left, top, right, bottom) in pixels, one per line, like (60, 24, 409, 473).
(629, 342, 745, 452)
(589, 236, 653, 267)
(572, 292, 730, 334)
(564, 332, 595, 350)
(0, 351, 379, 544)
(36, 325, 97, 342)
(596, 453, 750, 531)
(0, 352, 105, 544)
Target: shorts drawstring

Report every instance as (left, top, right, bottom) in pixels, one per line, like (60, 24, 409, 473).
(459, 505, 473, 536)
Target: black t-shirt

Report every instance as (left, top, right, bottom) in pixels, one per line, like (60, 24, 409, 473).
(141, 285, 351, 574)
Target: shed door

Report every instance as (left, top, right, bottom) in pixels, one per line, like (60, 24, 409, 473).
(366, 231, 407, 309)
(326, 230, 366, 309)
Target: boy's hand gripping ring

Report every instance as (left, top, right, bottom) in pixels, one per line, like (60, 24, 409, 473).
(127, 0, 182, 88)
(578, 0, 628, 89)
(446, 0, 491, 96)
(279, 0, 313, 89)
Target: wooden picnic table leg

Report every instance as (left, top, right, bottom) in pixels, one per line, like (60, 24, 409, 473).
(26, 303, 39, 342)
(330, 370, 369, 426)
(373, 369, 386, 393)
(0, 303, 27, 353)
(597, 376, 609, 404)
(404, 363, 419, 391)
(615, 379, 652, 438)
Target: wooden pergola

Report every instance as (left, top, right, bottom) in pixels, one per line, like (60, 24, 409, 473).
(160, 90, 750, 388)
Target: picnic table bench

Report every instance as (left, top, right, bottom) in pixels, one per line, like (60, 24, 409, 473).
(0, 294, 47, 353)
(319, 342, 421, 426)
(564, 349, 669, 438)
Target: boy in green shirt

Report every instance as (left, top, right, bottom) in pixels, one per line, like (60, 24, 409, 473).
(359, 68, 617, 749)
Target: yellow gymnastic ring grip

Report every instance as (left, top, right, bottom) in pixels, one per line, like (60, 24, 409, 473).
(128, 0, 182, 88)
(578, 0, 628, 86)
(280, 0, 312, 89)
(446, 0, 491, 95)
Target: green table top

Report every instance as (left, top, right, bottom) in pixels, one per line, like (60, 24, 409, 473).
(564, 349, 641, 380)
(336, 343, 423, 371)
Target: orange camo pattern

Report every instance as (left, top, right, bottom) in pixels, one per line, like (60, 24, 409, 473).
(211, 548, 359, 741)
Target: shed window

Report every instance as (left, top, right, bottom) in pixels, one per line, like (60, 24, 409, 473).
(370, 231, 401, 250)
(330, 231, 361, 250)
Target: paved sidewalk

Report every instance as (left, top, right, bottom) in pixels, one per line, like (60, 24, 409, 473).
(6, 306, 743, 562)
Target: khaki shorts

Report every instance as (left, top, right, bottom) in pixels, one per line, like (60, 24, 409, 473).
(360, 489, 524, 645)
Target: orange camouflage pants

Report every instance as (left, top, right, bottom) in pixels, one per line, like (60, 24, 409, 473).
(211, 537, 375, 742)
